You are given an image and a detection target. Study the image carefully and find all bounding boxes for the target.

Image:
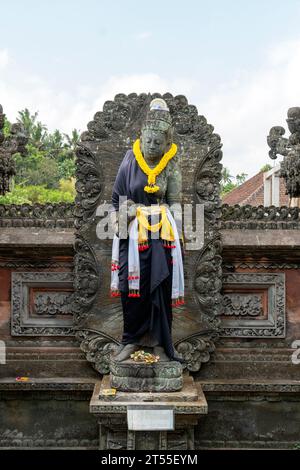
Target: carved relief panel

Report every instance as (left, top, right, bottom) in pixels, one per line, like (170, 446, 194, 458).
(11, 272, 74, 336)
(220, 273, 286, 338)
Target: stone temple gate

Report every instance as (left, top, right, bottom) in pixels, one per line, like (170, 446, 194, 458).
(73, 93, 223, 377)
(0, 94, 300, 450)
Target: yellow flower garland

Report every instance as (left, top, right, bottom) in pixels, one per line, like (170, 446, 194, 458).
(136, 206, 175, 244)
(133, 139, 177, 193)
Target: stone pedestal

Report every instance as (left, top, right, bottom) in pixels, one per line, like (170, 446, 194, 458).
(110, 359, 183, 392)
(89, 374, 207, 450)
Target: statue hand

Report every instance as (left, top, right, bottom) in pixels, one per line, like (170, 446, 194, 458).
(127, 199, 137, 223)
(160, 202, 169, 210)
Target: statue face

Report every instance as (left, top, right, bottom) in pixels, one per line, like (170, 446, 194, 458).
(140, 128, 169, 161)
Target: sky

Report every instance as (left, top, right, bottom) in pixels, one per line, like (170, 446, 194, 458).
(1, 0, 300, 178)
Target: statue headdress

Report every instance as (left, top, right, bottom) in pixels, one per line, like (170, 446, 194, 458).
(142, 98, 173, 138)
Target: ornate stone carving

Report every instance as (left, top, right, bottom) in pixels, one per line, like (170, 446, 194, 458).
(74, 145, 103, 229)
(0, 104, 28, 195)
(193, 238, 222, 329)
(81, 93, 221, 147)
(11, 272, 74, 336)
(34, 292, 73, 316)
(73, 93, 223, 373)
(110, 360, 183, 392)
(0, 202, 74, 228)
(76, 330, 118, 375)
(267, 107, 300, 197)
(0, 430, 98, 449)
(221, 204, 300, 229)
(223, 261, 300, 270)
(72, 236, 100, 325)
(201, 382, 300, 394)
(98, 426, 193, 451)
(0, 260, 73, 268)
(267, 126, 289, 160)
(175, 333, 217, 372)
(222, 294, 262, 317)
(2, 202, 300, 230)
(220, 273, 285, 338)
(211, 349, 292, 363)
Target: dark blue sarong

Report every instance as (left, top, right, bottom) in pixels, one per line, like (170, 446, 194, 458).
(112, 150, 175, 359)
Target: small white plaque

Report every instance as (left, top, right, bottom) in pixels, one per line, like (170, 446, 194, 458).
(127, 406, 174, 431)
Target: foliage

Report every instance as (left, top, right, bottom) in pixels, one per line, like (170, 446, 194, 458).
(236, 173, 248, 185)
(221, 164, 273, 197)
(260, 163, 273, 173)
(59, 177, 76, 197)
(7, 108, 79, 188)
(14, 153, 61, 188)
(3, 116, 11, 137)
(221, 167, 248, 196)
(0, 181, 75, 204)
(3, 108, 270, 204)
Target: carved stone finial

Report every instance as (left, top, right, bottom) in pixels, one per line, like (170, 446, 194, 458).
(267, 126, 288, 160)
(267, 107, 300, 198)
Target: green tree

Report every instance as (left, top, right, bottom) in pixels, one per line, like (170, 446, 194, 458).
(11, 108, 79, 187)
(221, 167, 248, 196)
(260, 163, 272, 173)
(17, 109, 47, 148)
(236, 173, 248, 185)
(221, 167, 234, 185)
(3, 115, 11, 137)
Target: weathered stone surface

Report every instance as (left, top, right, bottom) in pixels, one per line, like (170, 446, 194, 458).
(221, 204, 300, 230)
(111, 376, 183, 393)
(267, 107, 300, 198)
(100, 374, 197, 402)
(90, 375, 207, 449)
(0, 203, 74, 228)
(11, 271, 74, 336)
(91, 375, 207, 414)
(110, 359, 182, 378)
(0, 386, 98, 449)
(220, 272, 285, 338)
(222, 229, 300, 248)
(196, 394, 300, 449)
(73, 92, 223, 375)
(1, 379, 300, 449)
(0, 377, 95, 391)
(1, 348, 99, 378)
(110, 359, 183, 392)
(2, 98, 300, 450)
(0, 228, 74, 246)
(2, 202, 300, 230)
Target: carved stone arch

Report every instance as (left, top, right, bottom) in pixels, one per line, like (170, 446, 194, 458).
(73, 92, 223, 374)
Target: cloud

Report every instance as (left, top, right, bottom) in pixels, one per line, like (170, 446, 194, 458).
(2, 38, 300, 179)
(199, 38, 300, 176)
(0, 68, 197, 135)
(134, 31, 152, 40)
(0, 49, 9, 69)
(91, 73, 197, 112)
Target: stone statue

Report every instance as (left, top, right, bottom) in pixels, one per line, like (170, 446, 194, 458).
(267, 107, 300, 202)
(110, 98, 184, 363)
(74, 93, 223, 391)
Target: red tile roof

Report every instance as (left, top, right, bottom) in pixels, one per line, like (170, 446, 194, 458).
(222, 172, 289, 206)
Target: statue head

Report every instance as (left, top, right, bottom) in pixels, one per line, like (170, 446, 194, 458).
(287, 107, 300, 136)
(140, 98, 173, 161)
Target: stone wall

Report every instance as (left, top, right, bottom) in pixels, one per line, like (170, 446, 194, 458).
(1, 204, 300, 449)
